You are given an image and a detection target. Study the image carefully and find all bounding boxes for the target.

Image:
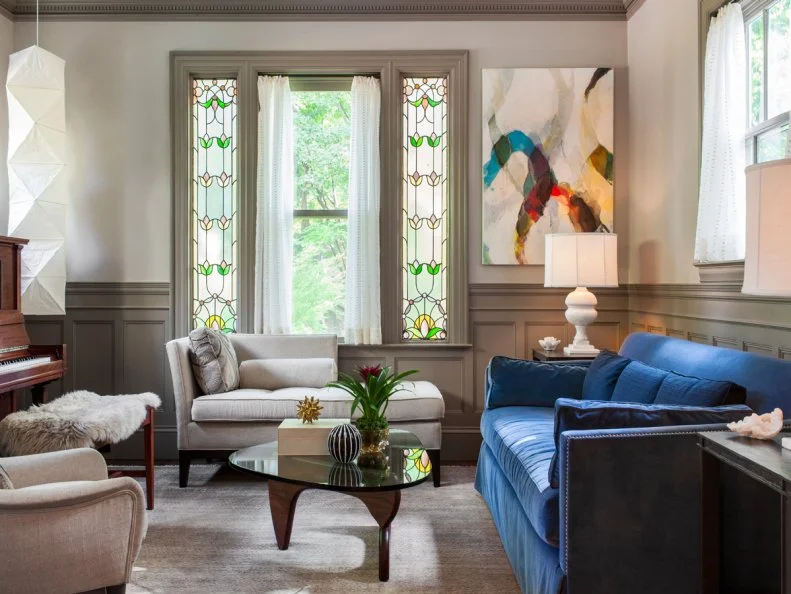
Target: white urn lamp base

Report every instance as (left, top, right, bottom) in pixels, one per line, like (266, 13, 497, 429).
(563, 287, 600, 357)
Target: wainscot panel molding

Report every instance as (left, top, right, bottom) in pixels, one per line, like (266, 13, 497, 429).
(628, 283, 791, 359)
(21, 281, 789, 462)
(0, 0, 631, 20)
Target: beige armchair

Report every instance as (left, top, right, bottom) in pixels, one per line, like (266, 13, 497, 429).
(0, 448, 147, 594)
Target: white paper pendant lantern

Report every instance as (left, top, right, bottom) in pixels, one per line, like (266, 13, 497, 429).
(6, 45, 67, 315)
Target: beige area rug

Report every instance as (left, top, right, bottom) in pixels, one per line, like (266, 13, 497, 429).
(128, 465, 519, 594)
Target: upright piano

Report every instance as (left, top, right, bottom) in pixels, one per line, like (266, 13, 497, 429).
(0, 236, 67, 418)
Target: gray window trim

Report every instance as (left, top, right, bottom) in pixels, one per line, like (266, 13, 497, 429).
(171, 51, 469, 344)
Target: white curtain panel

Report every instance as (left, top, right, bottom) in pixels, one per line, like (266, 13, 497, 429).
(694, 4, 747, 264)
(255, 76, 294, 334)
(344, 76, 382, 345)
(6, 46, 68, 315)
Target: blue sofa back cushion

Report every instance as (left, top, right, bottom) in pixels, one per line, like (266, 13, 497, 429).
(485, 356, 588, 409)
(582, 350, 631, 401)
(547, 398, 753, 488)
(610, 360, 667, 404)
(608, 359, 747, 407)
(620, 333, 791, 413)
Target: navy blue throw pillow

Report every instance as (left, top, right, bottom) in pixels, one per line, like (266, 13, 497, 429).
(610, 361, 669, 404)
(582, 350, 631, 401)
(653, 371, 746, 407)
(485, 356, 588, 409)
(547, 398, 753, 488)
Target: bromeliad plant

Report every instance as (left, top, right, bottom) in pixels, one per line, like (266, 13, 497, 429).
(327, 365, 418, 431)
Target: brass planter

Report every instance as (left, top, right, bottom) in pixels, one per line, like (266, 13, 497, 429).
(356, 427, 390, 469)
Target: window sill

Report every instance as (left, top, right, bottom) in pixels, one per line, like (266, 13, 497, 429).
(695, 261, 744, 285)
(339, 342, 473, 350)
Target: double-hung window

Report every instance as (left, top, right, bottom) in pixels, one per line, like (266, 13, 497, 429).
(746, 0, 791, 163)
(290, 78, 351, 335)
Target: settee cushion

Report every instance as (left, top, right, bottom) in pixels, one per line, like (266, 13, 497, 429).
(548, 398, 754, 487)
(486, 356, 588, 409)
(239, 358, 337, 390)
(582, 350, 631, 401)
(188, 328, 239, 395)
(191, 381, 444, 423)
(480, 406, 560, 547)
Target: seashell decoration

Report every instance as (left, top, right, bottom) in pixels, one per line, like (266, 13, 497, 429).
(539, 337, 561, 351)
(727, 408, 784, 440)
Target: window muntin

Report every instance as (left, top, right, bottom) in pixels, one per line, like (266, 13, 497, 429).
(401, 77, 448, 342)
(747, 0, 791, 164)
(192, 78, 238, 332)
(292, 87, 351, 335)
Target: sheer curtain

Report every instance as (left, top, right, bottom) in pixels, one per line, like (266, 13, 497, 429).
(694, 4, 747, 263)
(344, 76, 382, 345)
(255, 76, 294, 334)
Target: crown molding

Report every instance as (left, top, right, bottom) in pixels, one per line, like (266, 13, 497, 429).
(0, 0, 14, 18)
(623, 0, 647, 18)
(3, 0, 631, 20)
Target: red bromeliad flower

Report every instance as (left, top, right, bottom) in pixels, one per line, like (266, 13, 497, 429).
(357, 364, 383, 382)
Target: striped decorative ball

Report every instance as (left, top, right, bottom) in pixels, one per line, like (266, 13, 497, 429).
(329, 462, 363, 488)
(328, 423, 362, 464)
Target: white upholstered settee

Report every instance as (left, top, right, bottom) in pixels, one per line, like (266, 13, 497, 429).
(166, 334, 444, 487)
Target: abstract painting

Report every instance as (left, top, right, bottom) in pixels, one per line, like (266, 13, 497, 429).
(482, 68, 614, 265)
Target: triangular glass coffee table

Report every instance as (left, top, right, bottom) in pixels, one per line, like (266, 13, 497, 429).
(229, 429, 432, 582)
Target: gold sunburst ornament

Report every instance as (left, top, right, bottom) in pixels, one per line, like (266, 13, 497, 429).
(296, 396, 323, 424)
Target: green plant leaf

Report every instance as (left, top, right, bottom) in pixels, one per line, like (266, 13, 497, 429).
(198, 263, 213, 276)
(199, 137, 213, 149)
(217, 136, 231, 149)
(409, 135, 424, 148)
(408, 263, 424, 275)
(427, 262, 441, 275)
(427, 135, 442, 148)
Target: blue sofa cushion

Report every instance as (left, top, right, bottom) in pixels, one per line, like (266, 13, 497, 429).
(610, 360, 668, 403)
(485, 356, 588, 409)
(480, 406, 561, 547)
(654, 372, 746, 407)
(548, 398, 753, 487)
(582, 350, 631, 401)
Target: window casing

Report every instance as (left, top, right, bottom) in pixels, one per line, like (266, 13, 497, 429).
(745, 0, 791, 164)
(172, 52, 469, 344)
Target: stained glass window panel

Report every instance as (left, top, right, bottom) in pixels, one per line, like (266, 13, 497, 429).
(192, 78, 238, 332)
(402, 77, 448, 341)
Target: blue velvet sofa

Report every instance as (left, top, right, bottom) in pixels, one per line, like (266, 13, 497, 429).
(475, 332, 791, 594)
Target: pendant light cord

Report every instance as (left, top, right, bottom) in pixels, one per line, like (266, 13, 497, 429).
(36, 0, 39, 46)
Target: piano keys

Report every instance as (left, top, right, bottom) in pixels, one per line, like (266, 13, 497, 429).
(0, 236, 67, 419)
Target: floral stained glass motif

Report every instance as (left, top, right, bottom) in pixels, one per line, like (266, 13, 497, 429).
(192, 79, 238, 332)
(402, 448, 432, 482)
(402, 77, 448, 341)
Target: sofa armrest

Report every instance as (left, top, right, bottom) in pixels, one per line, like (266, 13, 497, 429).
(0, 448, 108, 488)
(0, 476, 147, 593)
(558, 423, 730, 594)
(166, 337, 199, 449)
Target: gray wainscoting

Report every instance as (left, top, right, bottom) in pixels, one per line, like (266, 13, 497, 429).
(22, 281, 790, 462)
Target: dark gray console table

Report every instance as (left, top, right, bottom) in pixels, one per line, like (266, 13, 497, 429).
(699, 430, 791, 594)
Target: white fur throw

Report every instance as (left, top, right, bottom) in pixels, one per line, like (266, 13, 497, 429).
(0, 390, 161, 457)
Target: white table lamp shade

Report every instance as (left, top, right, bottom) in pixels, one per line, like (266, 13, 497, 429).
(544, 233, 618, 288)
(743, 159, 791, 296)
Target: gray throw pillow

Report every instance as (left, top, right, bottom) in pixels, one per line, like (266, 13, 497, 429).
(188, 328, 240, 395)
(0, 464, 13, 489)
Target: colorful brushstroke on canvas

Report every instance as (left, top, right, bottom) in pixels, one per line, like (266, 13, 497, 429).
(192, 78, 238, 332)
(482, 68, 614, 265)
(402, 77, 448, 341)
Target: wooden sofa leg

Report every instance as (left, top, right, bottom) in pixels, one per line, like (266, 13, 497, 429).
(427, 449, 441, 487)
(179, 451, 190, 488)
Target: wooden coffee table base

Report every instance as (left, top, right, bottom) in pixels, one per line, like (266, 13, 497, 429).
(268, 478, 402, 582)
